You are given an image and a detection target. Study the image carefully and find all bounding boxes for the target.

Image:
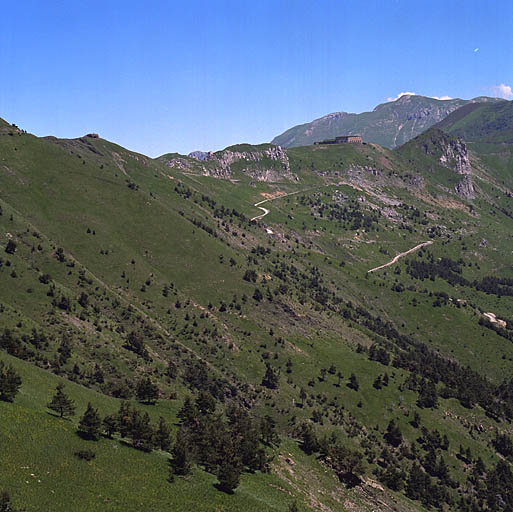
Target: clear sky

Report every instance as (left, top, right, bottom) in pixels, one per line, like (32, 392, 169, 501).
(1, 0, 512, 157)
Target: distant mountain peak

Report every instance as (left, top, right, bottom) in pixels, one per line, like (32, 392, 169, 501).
(317, 111, 349, 121)
(272, 95, 503, 149)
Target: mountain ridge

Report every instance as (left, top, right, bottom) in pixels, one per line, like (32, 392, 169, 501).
(272, 95, 504, 149)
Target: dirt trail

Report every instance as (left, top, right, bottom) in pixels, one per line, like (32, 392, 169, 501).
(250, 187, 320, 222)
(367, 241, 433, 273)
(251, 205, 270, 221)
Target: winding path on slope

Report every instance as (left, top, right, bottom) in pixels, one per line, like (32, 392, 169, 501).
(251, 202, 270, 221)
(250, 187, 320, 222)
(367, 240, 433, 273)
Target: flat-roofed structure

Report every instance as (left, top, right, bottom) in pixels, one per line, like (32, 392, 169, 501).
(314, 135, 362, 145)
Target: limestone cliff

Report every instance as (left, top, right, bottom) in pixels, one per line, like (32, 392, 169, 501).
(166, 145, 296, 182)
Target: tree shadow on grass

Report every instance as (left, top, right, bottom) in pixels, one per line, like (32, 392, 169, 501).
(213, 482, 235, 495)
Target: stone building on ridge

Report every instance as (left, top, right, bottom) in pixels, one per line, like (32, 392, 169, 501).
(314, 135, 362, 145)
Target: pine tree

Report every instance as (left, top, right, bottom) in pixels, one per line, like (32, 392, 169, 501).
(195, 390, 216, 415)
(348, 373, 359, 391)
(260, 415, 280, 446)
(411, 410, 421, 428)
(117, 401, 133, 438)
(170, 426, 194, 476)
(384, 419, 402, 447)
(0, 490, 20, 512)
(300, 423, 319, 455)
(417, 379, 438, 408)
(47, 383, 76, 418)
(57, 334, 72, 365)
(0, 362, 22, 402)
(288, 501, 299, 512)
(78, 402, 102, 440)
(102, 413, 119, 438)
(405, 463, 427, 501)
(177, 396, 199, 427)
(155, 416, 172, 452)
(130, 411, 154, 451)
(4, 240, 16, 255)
(136, 376, 159, 404)
(217, 461, 241, 494)
(261, 364, 279, 389)
(423, 448, 437, 476)
(252, 288, 263, 302)
(379, 465, 405, 491)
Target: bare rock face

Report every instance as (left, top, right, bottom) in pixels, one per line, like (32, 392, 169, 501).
(188, 151, 214, 161)
(205, 146, 294, 182)
(166, 157, 194, 171)
(439, 138, 472, 175)
(424, 133, 474, 199)
(455, 174, 475, 200)
(439, 138, 475, 199)
(165, 145, 295, 182)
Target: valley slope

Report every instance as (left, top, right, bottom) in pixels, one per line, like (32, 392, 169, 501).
(2, 106, 513, 512)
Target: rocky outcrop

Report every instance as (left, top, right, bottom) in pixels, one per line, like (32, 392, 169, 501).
(165, 145, 296, 182)
(438, 137, 475, 199)
(455, 174, 475, 200)
(206, 146, 294, 182)
(166, 157, 195, 171)
(420, 130, 475, 199)
(439, 138, 471, 175)
(188, 151, 213, 161)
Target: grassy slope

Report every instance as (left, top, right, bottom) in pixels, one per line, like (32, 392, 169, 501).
(0, 354, 312, 512)
(3, 117, 513, 510)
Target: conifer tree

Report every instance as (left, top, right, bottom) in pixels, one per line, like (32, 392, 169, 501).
(170, 426, 194, 476)
(384, 419, 402, 447)
(348, 373, 359, 391)
(47, 383, 76, 418)
(130, 411, 154, 451)
(288, 501, 299, 512)
(136, 376, 159, 404)
(102, 413, 119, 438)
(0, 362, 22, 402)
(217, 461, 241, 493)
(417, 379, 438, 408)
(0, 490, 20, 512)
(177, 396, 199, 427)
(4, 240, 16, 255)
(405, 463, 427, 501)
(260, 415, 280, 446)
(300, 423, 319, 455)
(155, 416, 172, 452)
(195, 390, 216, 415)
(261, 363, 279, 389)
(78, 402, 102, 440)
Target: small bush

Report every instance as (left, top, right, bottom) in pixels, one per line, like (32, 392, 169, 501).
(74, 449, 96, 461)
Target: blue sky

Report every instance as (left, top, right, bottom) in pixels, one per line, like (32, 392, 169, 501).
(1, 0, 512, 156)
